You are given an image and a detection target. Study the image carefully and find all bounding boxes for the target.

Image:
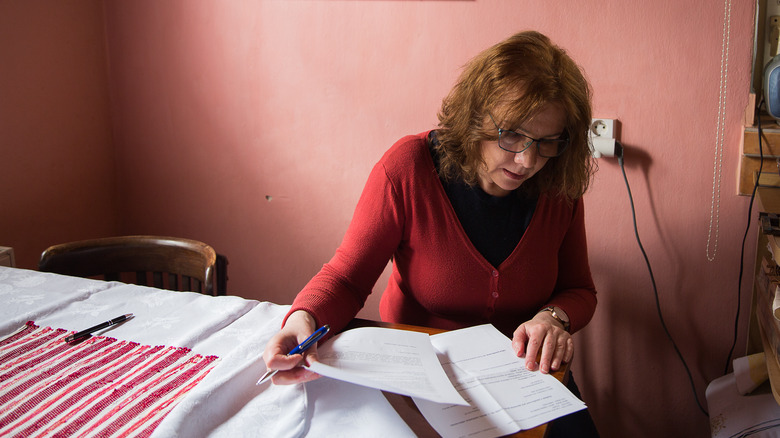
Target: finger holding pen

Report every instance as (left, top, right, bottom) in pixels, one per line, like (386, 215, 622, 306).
(260, 310, 327, 385)
(263, 343, 322, 385)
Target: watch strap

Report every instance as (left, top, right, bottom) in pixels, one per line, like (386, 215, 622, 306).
(541, 306, 570, 332)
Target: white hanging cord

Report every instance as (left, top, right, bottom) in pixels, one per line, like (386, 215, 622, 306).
(707, 0, 733, 262)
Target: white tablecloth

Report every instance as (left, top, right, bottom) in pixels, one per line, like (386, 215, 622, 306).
(0, 266, 416, 438)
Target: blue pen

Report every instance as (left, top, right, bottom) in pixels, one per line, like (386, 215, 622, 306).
(256, 325, 330, 385)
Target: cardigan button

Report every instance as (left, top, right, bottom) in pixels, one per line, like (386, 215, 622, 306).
(491, 270, 499, 277)
(492, 292, 499, 298)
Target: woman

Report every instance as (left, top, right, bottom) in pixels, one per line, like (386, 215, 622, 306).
(263, 30, 599, 435)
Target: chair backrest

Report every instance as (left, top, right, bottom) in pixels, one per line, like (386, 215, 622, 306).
(39, 235, 219, 296)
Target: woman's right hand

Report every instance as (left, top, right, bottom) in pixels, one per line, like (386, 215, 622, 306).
(261, 310, 323, 385)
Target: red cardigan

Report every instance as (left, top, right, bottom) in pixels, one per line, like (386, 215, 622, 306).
(288, 132, 597, 338)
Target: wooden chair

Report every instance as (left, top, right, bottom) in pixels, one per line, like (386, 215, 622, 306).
(39, 235, 224, 296)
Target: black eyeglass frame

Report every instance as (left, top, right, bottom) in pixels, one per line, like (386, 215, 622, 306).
(488, 114, 570, 158)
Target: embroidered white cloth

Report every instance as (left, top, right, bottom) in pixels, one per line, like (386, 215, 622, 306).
(0, 267, 416, 438)
(0, 322, 219, 437)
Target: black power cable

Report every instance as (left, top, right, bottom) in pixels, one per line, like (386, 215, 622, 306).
(616, 143, 709, 417)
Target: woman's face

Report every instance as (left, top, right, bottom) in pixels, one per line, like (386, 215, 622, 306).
(477, 102, 566, 197)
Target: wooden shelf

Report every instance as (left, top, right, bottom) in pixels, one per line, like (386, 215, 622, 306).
(759, 318, 780, 405)
(749, 188, 780, 406)
(738, 114, 780, 195)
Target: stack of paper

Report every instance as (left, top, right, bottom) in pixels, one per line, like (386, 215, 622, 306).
(307, 324, 586, 438)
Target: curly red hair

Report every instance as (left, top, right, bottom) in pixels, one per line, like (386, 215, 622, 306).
(434, 31, 595, 200)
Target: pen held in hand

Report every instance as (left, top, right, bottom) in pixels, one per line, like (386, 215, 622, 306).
(64, 313, 134, 343)
(257, 324, 330, 385)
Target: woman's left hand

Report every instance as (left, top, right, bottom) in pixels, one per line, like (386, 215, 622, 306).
(512, 312, 573, 374)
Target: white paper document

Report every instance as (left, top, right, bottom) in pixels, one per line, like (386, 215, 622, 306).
(307, 327, 467, 405)
(413, 324, 587, 438)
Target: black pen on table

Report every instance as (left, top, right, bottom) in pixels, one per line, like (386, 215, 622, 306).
(257, 324, 330, 385)
(64, 314, 134, 343)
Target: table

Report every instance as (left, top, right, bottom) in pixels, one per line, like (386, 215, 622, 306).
(0, 266, 564, 437)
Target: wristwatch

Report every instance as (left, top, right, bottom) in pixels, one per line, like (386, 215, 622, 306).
(541, 306, 570, 332)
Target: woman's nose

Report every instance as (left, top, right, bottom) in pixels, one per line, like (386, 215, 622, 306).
(514, 145, 537, 168)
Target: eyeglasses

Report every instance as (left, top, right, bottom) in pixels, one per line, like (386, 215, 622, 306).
(489, 114, 569, 158)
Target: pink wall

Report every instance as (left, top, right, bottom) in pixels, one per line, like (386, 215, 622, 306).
(0, 1, 117, 269)
(1, 1, 759, 436)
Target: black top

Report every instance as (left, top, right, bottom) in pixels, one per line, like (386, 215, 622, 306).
(429, 131, 538, 268)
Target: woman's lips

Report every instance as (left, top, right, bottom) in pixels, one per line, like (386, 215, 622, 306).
(502, 169, 526, 181)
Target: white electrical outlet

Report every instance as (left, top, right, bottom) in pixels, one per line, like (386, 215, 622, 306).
(589, 118, 618, 158)
(590, 119, 615, 139)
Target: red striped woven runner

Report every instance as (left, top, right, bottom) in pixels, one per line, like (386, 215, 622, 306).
(0, 321, 219, 437)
